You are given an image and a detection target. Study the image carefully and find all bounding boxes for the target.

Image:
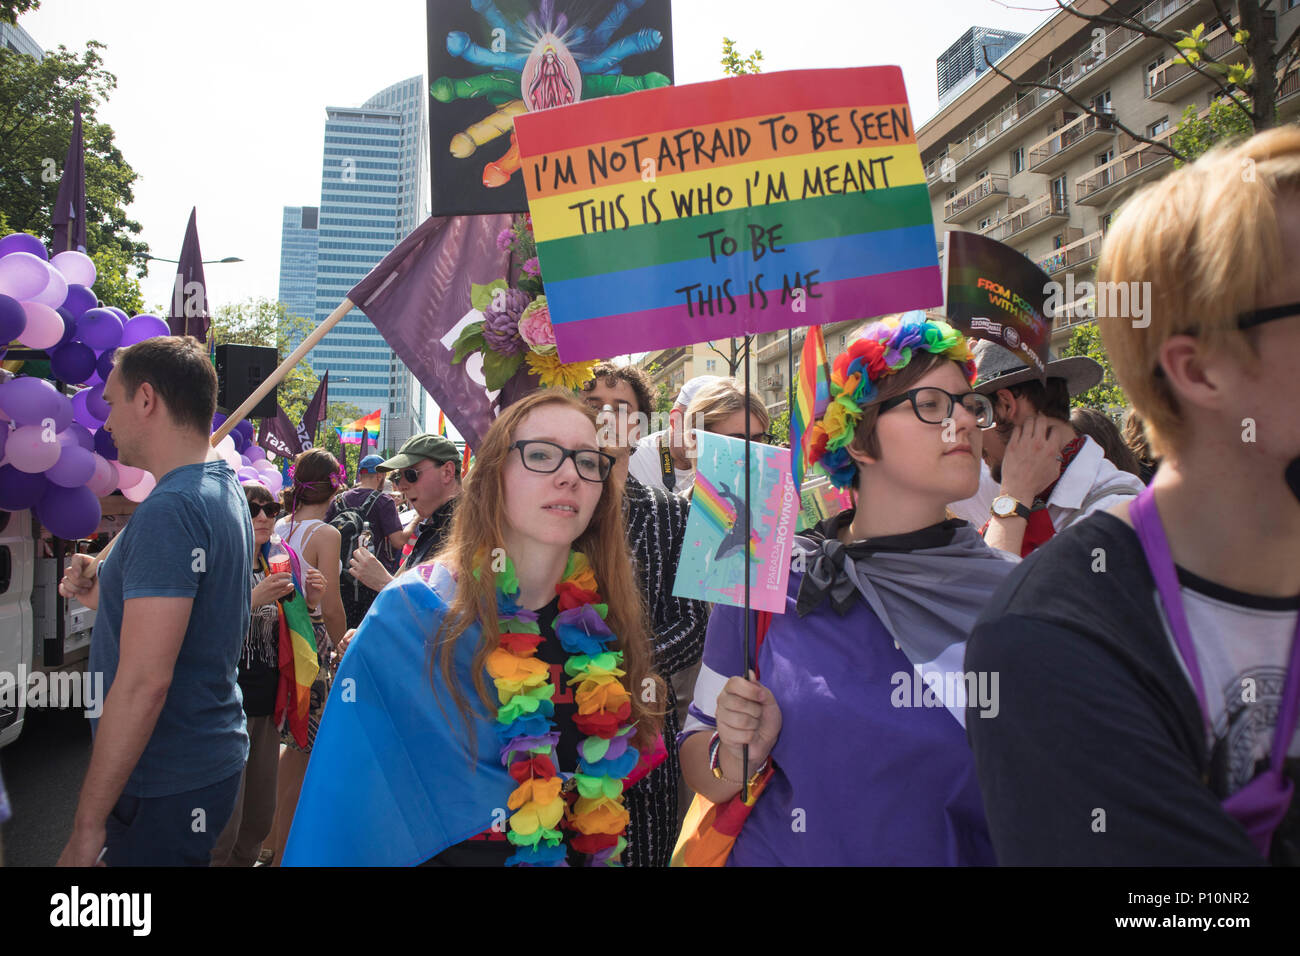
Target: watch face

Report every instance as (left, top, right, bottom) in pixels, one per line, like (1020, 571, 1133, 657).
(993, 496, 1015, 516)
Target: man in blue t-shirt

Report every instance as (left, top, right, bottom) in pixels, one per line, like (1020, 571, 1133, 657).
(58, 336, 252, 866)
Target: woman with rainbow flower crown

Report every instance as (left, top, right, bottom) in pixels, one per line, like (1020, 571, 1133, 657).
(679, 312, 1020, 866)
(283, 389, 664, 866)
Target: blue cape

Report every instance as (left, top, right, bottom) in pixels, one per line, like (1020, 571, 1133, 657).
(282, 565, 512, 866)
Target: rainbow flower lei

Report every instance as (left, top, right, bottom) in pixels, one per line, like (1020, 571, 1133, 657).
(484, 551, 638, 866)
(806, 312, 976, 488)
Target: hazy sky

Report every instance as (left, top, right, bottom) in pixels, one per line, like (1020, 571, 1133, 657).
(18, 0, 1054, 425)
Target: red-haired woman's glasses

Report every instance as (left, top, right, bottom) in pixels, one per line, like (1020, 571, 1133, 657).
(511, 440, 614, 482)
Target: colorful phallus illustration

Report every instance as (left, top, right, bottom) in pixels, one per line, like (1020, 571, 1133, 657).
(451, 214, 596, 392)
(432, 0, 670, 189)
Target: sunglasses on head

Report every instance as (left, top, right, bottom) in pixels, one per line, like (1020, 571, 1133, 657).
(249, 502, 281, 519)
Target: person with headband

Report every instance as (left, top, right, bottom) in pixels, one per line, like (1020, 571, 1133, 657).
(628, 375, 722, 494)
(967, 127, 1300, 865)
(283, 390, 665, 866)
(679, 312, 1019, 865)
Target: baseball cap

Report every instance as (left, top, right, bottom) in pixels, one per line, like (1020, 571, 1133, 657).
(378, 434, 462, 477)
(674, 375, 722, 410)
(357, 454, 385, 474)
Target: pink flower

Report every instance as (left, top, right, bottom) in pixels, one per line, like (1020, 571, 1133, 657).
(496, 228, 514, 251)
(517, 296, 556, 355)
(523, 256, 540, 277)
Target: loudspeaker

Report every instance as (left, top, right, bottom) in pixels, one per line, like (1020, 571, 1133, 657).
(215, 344, 278, 418)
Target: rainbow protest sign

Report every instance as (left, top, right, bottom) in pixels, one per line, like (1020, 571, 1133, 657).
(512, 67, 941, 362)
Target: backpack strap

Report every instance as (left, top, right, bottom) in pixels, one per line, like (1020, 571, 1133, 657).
(359, 489, 383, 521)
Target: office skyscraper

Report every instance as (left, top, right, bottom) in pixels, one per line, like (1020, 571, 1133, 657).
(277, 205, 318, 324)
(0, 21, 42, 59)
(294, 76, 429, 452)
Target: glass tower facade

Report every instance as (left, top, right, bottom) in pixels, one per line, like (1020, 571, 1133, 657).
(277, 206, 318, 324)
(297, 76, 429, 453)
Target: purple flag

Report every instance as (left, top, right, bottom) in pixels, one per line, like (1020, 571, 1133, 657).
(51, 100, 87, 255)
(167, 208, 210, 342)
(301, 371, 329, 447)
(348, 215, 532, 450)
(261, 405, 304, 460)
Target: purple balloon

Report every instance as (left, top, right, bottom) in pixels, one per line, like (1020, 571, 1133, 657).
(76, 308, 123, 351)
(119, 313, 169, 346)
(62, 284, 97, 320)
(35, 483, 100, 539)
(0, 464, 47, 510)
(236, 466, 260, 482)
(59, 423, 95, 451)
(0, 252, 53, 302)
(245, 445, 266, 462)
(0, 294, 25, 342)
(0, 423, 7, 460)
(50, 342, 98, 384)
(85, 384, 110, 421)
(0, 376, 69, 427)
(96, 347, 117, 382)
(71, 389, 103, 430)
(234, 418, 254, 440)
(0, 233, 48, 260)
(211, 412, 228, 431)
(106, 307, 128, 323)
(46, 444, 97, 488)
(94, 426, 118, 460)
(54, 308, 78, 347)
(232, 431, 249, 454)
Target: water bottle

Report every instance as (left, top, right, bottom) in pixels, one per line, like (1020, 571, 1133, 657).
(267, 534, 292, 576)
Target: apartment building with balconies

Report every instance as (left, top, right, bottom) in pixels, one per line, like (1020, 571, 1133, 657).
(921, 0, 1300, 347)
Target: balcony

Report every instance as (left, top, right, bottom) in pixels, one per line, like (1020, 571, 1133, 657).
(1075, 130, 1176, 206)
(756, 329, 803, 363)
(980, 194, 1070, 246)
(944, 174, 1010, 223)
(1028, 110, 1117, 175)
(1041, 0, 1199, 94)
(1280, 69, 1300, 121)
(762, 372, 785, 392)
(1147, 27, 1237, 101)
(1036, 230, 1103, 277)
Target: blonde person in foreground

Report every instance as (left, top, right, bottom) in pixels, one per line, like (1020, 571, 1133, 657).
(966, 128, 1300, 866)
(282, 389, 665, 866)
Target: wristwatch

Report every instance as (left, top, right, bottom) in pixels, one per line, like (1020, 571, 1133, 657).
(990, 494, 1032, 521)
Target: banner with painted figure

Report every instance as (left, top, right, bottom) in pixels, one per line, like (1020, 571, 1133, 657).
(943, 230, 1052, 376)
(673, 433, 799, 614)
(427, 0, 674, 216)
(513, 67, 942, 362)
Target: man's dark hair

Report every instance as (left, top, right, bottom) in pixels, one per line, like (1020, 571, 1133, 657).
(113, 336, 218, 435)
(583, 362, 654, 417)
(1006, 378, 1071, 421)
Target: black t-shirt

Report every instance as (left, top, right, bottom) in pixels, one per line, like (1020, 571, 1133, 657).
(965, 511, 1299, 866)
(423, 596, 585, 866)
(402, 498, 456, 574)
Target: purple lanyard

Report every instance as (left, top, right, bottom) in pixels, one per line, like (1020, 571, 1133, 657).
(1130, 485, 1300, 856)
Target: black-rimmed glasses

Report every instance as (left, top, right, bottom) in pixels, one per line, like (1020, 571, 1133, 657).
(1238, 301, 1300, 331)
(249, 502, 281, 519)
(876, 387, 994, 428)
(511, 440, 615, 482)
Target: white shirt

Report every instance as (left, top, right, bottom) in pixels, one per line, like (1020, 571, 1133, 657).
(628, 430, 694, 495)
(948, 435, 1145, 530)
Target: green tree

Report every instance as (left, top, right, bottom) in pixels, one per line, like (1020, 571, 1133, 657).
(721, 37, 763, 76)
(1061, 322, 1128, 413)
(0, 41, 149, 290)
(769, 407, 790, 448)
(89, 245, 143, 315)
(0, 1, 40, 24)
(1170, 98, 1257, 166)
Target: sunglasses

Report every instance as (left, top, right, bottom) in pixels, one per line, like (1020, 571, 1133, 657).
(1238, 301, 1300, 331)
(249, 502, 281, 519)
(397, 463, 443, 484)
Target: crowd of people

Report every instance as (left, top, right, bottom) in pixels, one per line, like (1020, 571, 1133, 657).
(42, 126, 1299, 867)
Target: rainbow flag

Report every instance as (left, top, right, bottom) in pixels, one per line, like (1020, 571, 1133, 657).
(693, 472, 759, 562)
(437, 410, 447, 437)
(513, 67, 941, 362)
(462, 442, 472, 477)
(266, 544, 319, 750)
(339, 409, 380, 445)
(791, 324, 831, 491)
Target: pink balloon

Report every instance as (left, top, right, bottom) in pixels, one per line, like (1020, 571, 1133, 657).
(6, 423, 62, 473)
(17, 301, 65, 349)
(122, 471, 155, 502)
(0, 252, 54, 300)
(86, 454, 119, 497)
(115, 463, 144, 489)
(50, 251, 96, 287)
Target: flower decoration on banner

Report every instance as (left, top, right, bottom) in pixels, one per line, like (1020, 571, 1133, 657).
(452, 214, 595, 392)
(806, 312, 975, 489)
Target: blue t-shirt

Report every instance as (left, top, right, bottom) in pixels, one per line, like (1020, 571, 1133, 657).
(90, 460, 252, 797)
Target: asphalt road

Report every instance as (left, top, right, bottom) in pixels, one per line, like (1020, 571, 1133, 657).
(0, 707, 93, 867)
